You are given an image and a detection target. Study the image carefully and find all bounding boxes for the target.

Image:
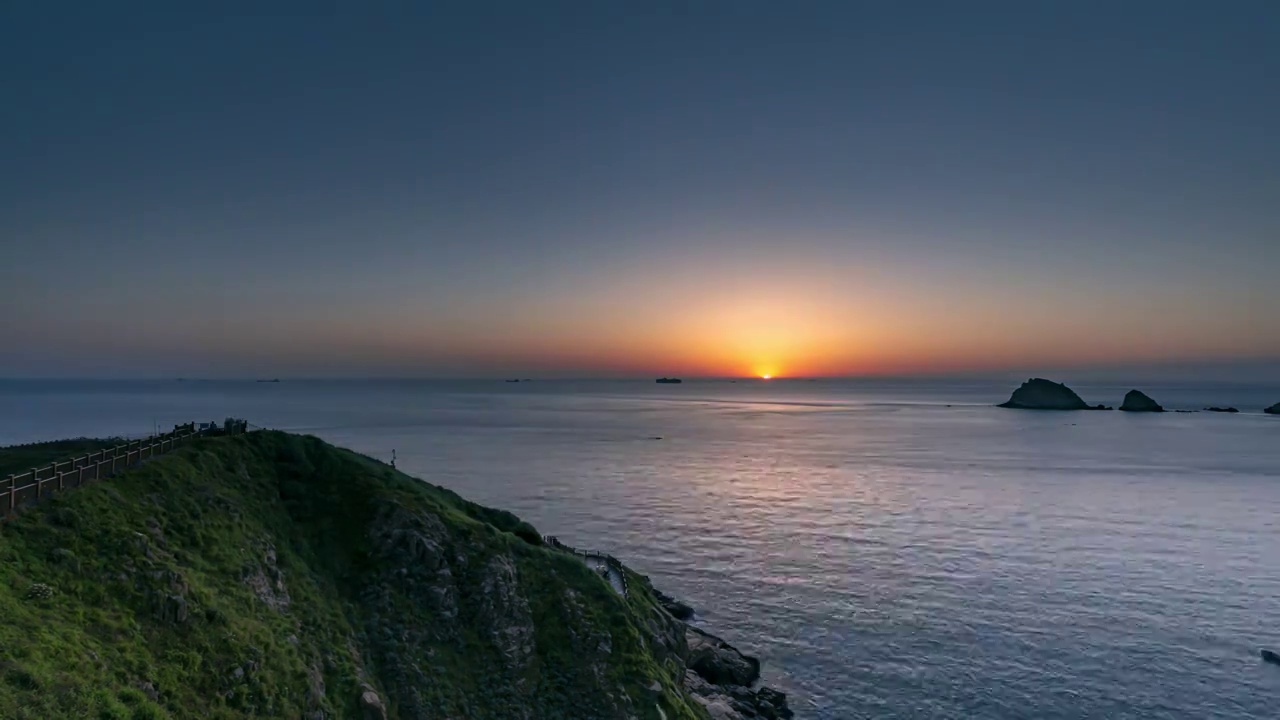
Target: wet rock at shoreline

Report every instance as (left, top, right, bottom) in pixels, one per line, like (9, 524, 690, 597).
(680, 625, 793, 719)
(686, 626, 760, 687)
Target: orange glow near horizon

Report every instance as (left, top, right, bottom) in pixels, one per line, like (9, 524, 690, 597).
(336, 254, 1280, 379)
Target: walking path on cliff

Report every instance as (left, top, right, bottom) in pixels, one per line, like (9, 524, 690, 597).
(542, 536, 628, 597)
(583, 552, 626, 596)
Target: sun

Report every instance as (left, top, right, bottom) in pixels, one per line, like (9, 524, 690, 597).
(760, 374, 772, 380)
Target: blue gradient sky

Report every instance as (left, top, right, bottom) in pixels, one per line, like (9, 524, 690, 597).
(3, 1, 1278, 378)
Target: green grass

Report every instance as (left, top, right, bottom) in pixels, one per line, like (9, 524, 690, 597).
(0, 431, 709, 719)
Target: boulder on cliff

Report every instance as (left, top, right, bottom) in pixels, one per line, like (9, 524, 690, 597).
(1119, 390, 1164, 412)
(1265, 403, 1279, 415)
(998, 378, 1100, 410)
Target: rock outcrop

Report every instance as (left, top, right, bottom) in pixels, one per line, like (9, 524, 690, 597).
(655, 588, 695, 620)
(1205, 407, 1239, 413)
(1263, 649, 1280, 666)
(358, 685, 388, 720)
(686, 627, 761, 686)
(678, 627, 792, 719)
(998, 378, 1106, 410)
(683, 668, 794, 719)
(1119, 390, 1164, 412)
(1265, 403, 1279, 415)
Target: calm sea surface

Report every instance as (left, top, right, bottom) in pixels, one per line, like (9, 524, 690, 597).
(3, 378, 1279, 718)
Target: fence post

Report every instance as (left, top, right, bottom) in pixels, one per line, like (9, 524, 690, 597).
(57, 470, 64, 491)
(6, 475, 14, 512)
(78, 465, 86, 485)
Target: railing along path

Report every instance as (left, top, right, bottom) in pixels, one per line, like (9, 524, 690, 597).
(0, 421, 253, 518)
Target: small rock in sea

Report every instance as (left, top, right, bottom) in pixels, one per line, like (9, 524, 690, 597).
(1262, 649, 1280, 666)
(651, 436, 663, 440)
(1119, 390, 1164, 412)
(1205, 407, 1239, 413)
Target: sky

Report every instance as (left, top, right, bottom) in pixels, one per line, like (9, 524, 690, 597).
(2, 1, 1278, 379)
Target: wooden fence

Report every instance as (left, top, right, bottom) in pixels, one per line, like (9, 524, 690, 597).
(1, 422, 214, 517)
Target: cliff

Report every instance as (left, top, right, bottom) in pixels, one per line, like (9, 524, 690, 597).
(1265, 403, 1279, 415)
(0, 432, 790, 719)
(997, 378, 1106, 410)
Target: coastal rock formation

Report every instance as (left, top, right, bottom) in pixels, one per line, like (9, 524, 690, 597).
(1266, 403, 1280, 415)
(1119, 390, 1164, 412)
(1263, 649, 1280, 666)
(686, 627, 761, 686)
(676, 624, 792, 719)
(998, 378, 1106, 410)
(683, 668, 794, 719)
(1205, 407, 1239, 413)
(656, 588, 696, 620)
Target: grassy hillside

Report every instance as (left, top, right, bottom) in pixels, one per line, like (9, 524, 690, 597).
(0, 431, 716, 720)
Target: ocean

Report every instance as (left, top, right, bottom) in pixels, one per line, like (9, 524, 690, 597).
(2, 378, 1279, 719)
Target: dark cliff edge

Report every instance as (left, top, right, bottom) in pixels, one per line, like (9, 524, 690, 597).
(0, 432, 791, 719)
(997, 378, 1110, 410)
(1264, 403, 1279, 415)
